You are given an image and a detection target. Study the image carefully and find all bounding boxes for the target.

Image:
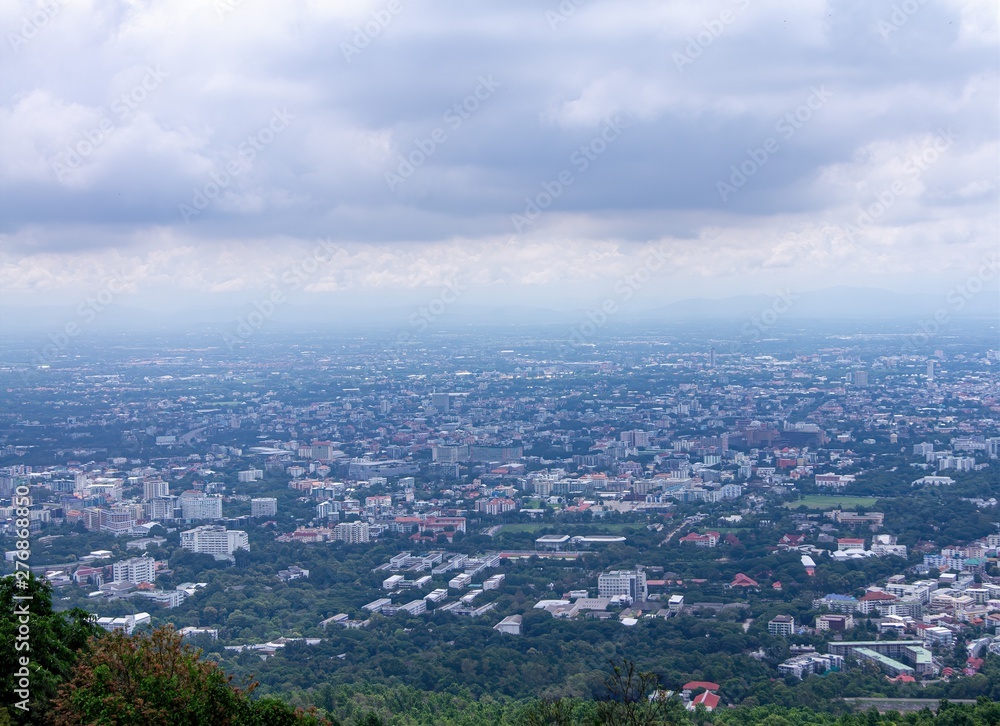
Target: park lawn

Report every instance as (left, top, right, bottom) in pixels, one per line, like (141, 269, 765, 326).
(498, 522, 644, 534)
(783, 495, 880, 509)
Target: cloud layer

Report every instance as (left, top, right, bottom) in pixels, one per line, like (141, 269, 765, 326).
(0, 0, 997, 313)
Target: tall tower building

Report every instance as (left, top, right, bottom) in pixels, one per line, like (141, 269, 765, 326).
(143, 479, 169, 500)
(926, 360, 935, 383)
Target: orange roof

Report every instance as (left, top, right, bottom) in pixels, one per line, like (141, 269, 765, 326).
(683, 681, 720, 692)
(692, 691, 720, 710)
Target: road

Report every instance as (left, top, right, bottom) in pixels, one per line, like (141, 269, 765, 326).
(660, 513, 707, 546)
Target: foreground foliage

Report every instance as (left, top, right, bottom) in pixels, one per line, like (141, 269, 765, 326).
(50, 626, 327, 725)
(0, 574, 100, 724)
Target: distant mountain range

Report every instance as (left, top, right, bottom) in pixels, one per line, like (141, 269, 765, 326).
(2, 285, 996, 334)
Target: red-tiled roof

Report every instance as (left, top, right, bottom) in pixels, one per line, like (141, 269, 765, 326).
(683, 681, 720, 692)
(692, 691, 721, 710)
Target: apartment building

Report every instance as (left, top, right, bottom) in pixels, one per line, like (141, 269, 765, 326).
(180, 525, 249, 558)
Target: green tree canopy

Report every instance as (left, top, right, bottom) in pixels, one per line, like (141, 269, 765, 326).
(52, 625, 329, 726)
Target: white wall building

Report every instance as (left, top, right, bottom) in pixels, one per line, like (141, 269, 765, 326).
(179, 493, 223, 521)
(112, 556, 155, 584)
(143, 479, 169, 500)
(251, 497, 278, 517)
(333, 521, 370, 544)
(597, 569, 648, 602)
(180, 525, 249, 559)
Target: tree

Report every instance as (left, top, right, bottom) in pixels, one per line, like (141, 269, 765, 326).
(519, 698, 577, 726)
(596, 659, 688, 726)
(0, 573, 101, 724)
(52, 625, 328, 725)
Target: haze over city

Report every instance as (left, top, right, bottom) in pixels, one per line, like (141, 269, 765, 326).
(1, 3, 1000, 725)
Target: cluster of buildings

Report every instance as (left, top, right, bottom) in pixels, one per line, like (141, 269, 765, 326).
(355, 550, 505, 619)
(0, 336, 997, 691)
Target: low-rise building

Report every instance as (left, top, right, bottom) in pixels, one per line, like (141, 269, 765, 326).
(778, 653, 843, 680)
(494, 614, 522, 635)
(816, 613, 853, 632)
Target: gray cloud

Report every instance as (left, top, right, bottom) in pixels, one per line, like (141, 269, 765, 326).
(0, 0, 996, 311)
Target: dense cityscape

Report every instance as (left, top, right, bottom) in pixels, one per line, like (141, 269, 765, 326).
(1, 321, 999, 722)
(2, 0, 998, 722)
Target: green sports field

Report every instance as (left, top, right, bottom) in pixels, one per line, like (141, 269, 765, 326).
(497, 522, 642, 534)
(783, 495, 879, 509)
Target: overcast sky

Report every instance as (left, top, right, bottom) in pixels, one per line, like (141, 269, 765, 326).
(0, 0, 997, 323)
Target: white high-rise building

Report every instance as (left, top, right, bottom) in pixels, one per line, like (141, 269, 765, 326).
(334, 521, 370, 544)
(251, 497, 278, 517)
(179, 493, 223, 521)
(147, 496, 178, 521)
(112, 556, 156, 584)
(180, 525, 249, 558)
(143, 479, 169, 500)
(598, 569, 647, 602)
(620, 430, 652, 448)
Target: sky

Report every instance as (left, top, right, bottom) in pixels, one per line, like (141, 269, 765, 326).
(0, 0, 998, 328)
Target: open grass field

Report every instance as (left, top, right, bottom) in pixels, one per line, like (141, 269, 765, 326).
(783, 495, 879, 509)
(498, 522, 644, 534)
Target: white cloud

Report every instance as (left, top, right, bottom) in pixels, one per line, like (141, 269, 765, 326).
(0, 0, 996, 317)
